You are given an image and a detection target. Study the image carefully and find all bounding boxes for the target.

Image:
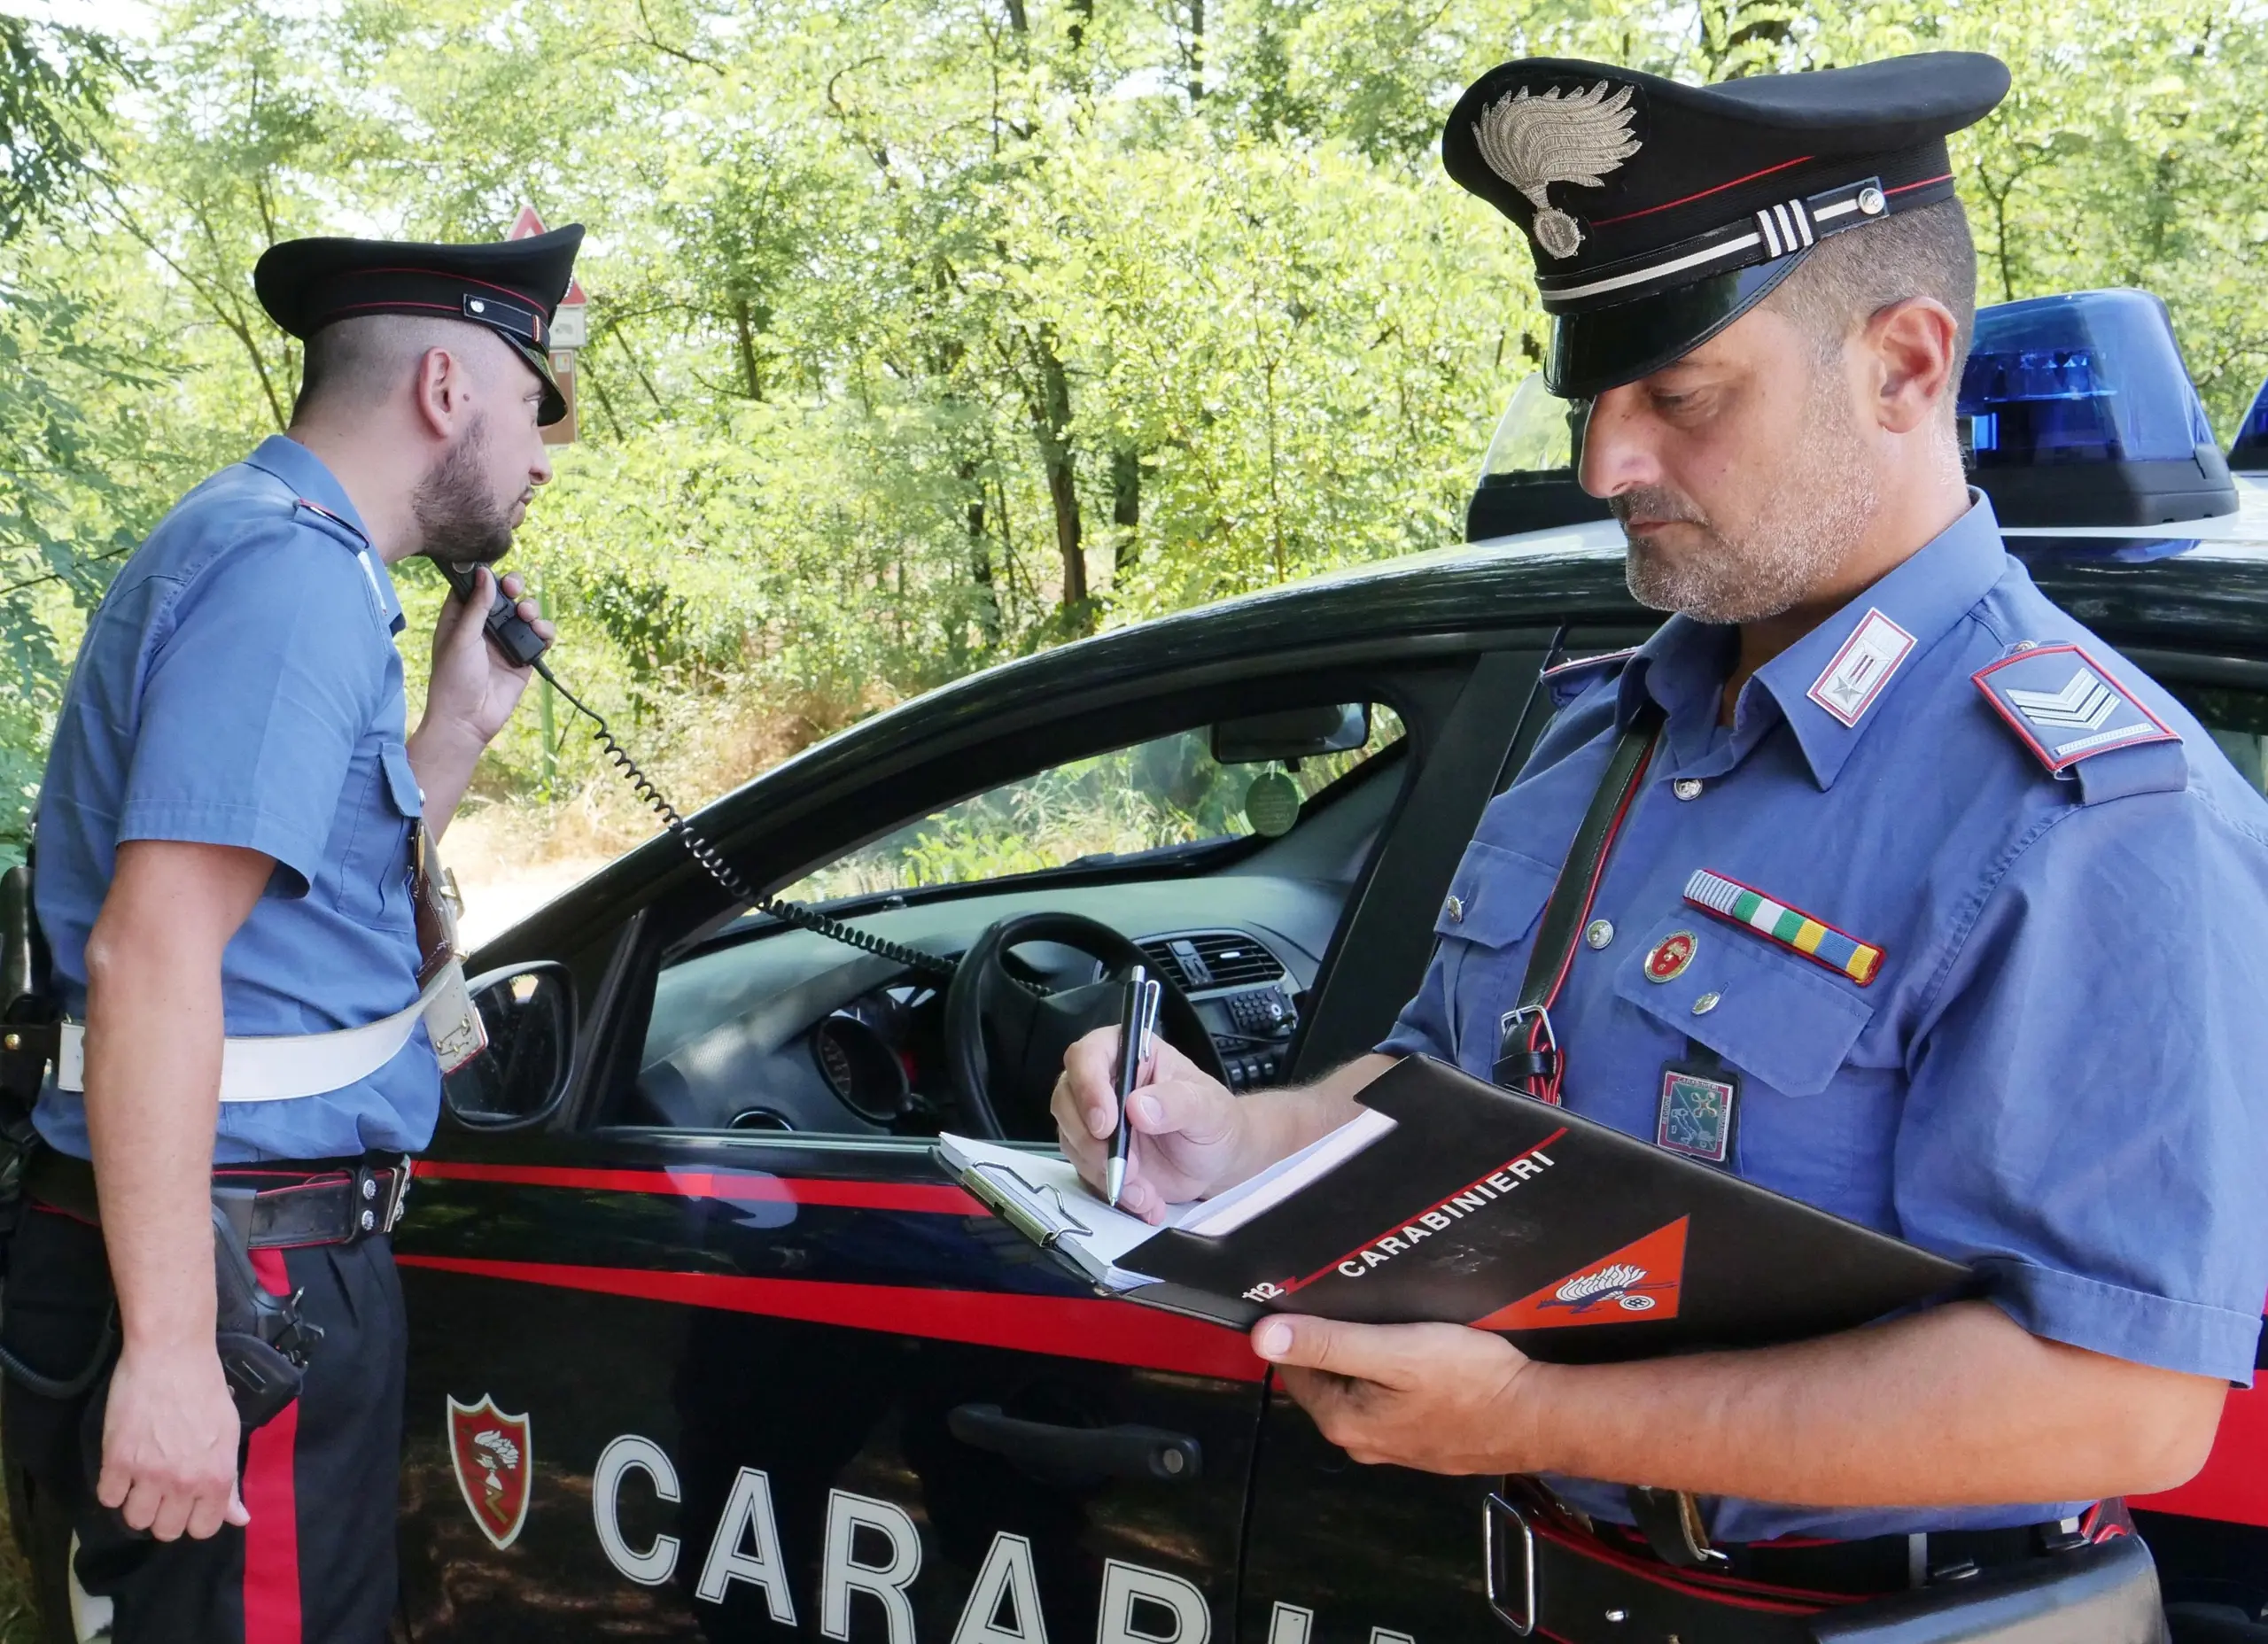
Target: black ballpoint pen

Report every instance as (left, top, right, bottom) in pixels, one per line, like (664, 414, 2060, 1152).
(1107, 968, 1159, 1209)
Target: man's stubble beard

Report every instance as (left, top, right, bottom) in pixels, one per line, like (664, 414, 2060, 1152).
(413, 413, 517, 567)
(1619, 376, 1880, 624)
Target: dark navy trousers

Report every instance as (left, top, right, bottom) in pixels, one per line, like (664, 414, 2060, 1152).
(1, 1200, 404, 1643)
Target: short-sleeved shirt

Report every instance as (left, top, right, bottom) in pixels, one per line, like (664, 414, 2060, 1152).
(33, 435, 439, 1164)
(1379, 495, 2268, 1542)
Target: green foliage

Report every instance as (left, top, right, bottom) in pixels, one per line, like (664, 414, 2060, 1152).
(785, 708, 1404, 900)
(3, 0, 2268, 860)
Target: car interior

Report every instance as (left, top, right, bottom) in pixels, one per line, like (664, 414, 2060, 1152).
(622, 700, 1415, 1144)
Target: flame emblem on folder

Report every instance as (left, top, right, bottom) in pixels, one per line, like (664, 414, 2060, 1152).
(1472, 1217, 1688, 1331)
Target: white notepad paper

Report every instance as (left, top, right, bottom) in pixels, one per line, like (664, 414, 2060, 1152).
(939, 1105, 1397, 1292)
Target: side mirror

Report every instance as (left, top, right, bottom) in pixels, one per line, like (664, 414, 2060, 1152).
(1211, 704, 1370, 766)
(441, 963, 576, 1131)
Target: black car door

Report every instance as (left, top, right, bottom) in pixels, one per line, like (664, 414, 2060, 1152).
(392, 641, 1554, 1644)
(394, 1127, 1265, 1644)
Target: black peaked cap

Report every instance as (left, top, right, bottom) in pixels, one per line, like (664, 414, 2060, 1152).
(255, 225, 586, 424)
(1442, 54, 2008, 397)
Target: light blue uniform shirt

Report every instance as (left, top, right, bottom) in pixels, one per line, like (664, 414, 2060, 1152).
(1380, 496, 2268, 1542)
(33, 435, 439, 1163)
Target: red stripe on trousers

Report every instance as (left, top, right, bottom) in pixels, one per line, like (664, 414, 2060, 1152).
(242, 1250, 302, 1644)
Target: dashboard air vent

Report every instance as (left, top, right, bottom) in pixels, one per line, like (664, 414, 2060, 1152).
(1138, 931, 1286, 991)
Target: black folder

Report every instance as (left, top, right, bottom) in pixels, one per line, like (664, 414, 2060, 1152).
(942, 1055, 1969, 1362)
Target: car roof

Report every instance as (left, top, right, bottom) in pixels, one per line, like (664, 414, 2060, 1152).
(495, 475, 2268, 955)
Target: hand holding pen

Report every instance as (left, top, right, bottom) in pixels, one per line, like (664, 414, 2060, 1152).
(1107, 966, 1162, 1210)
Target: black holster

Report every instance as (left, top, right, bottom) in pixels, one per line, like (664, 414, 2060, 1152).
(0, 859, 55, 1284)
(208, 1190, 322, 1431)
(1, 860, 57, 1126)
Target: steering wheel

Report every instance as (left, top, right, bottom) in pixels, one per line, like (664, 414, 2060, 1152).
(944, 912, 1231, 1141)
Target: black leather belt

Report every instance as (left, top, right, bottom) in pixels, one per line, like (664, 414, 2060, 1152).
(1484, 1491, 2153, 1644)
(25, 1148, 411, 1248)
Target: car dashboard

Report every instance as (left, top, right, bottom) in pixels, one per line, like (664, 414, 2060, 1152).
(632, 879, 1338, 1138)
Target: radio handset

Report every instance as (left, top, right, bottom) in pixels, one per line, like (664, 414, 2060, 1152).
(438, 562, 953, 981)
(441, 561, 550, 668)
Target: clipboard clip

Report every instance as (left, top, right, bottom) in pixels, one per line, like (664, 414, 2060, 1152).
(966, 1162, 1094, 1248)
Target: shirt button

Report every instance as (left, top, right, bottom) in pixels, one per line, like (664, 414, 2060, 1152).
(1691, 991, 1721, 1015)
(1674, 778, 1705, 801)
(1444, 895, 1464, 923)
(1585, 919, 1614, 950)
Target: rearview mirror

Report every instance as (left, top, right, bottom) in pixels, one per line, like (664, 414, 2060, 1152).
(441, 962, 575, 1131)
(1211, 703, 1370, 765)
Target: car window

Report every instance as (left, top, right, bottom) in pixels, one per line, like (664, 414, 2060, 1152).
(779, 706, 1405, 903)
(2175, 683, 2268, 795)
(623, 701, 1406, 1136)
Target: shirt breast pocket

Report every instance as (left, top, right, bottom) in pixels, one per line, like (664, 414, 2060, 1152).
(335, 740, 423, 925)
(1612, 915, 1886, 1202)
(1433, 839, 1560, 1068)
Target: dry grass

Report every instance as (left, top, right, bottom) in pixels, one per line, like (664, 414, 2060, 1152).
(447, 686, 897, 948)
(0, 1508, 43, 1642)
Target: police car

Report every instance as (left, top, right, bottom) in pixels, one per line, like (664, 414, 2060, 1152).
(383, 289, 2268, 1644)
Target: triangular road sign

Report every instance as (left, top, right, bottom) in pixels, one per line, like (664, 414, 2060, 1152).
(508, 205, 586, 306)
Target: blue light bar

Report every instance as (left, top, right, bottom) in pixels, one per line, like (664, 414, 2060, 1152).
(1958, 289, 2234, 525)
(2230, 375, 2268, 471)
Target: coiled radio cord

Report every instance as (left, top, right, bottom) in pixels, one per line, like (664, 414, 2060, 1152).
(535, 663, 959, 981)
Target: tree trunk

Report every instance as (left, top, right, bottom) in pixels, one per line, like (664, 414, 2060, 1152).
(961, 455, 1001, 648)
(1110, 445, 1141, 569)
(1024, 333, 1090, 630)
(733, 296, 764, 400)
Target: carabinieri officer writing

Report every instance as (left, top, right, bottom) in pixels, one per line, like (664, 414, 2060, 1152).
(1054, 52, 2268, 1638)
(2, 227, 579, 1643)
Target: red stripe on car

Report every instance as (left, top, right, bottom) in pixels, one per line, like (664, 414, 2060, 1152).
(2132, 1382, 2268, 1529)
(397, 1255, 1266, 1383)
(413, 1160, 980, 1215)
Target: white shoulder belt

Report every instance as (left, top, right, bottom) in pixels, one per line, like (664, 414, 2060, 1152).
(54, 958, 485, 1104)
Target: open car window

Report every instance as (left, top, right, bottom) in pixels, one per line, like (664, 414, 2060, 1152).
(624, 699, 1409, 1137)
(779, 706, 1406, 903)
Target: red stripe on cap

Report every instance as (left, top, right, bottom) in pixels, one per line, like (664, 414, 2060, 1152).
(352, 267, 544, 302)
(1885, 173, 1954, 196)
(395, 1255, 1265, 1383)
(243, 1249, 303, 1644)
(411, 1159, 979, 1215)
(1587, 155, 1816, 229)
(323, 299, 461, 319)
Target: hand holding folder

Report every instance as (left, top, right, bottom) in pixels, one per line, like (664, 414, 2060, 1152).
(943, 1055, 1968, 1364)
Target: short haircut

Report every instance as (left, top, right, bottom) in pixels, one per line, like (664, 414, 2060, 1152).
(1766, 198, 1978, 385)
(291, 313, 509, 423)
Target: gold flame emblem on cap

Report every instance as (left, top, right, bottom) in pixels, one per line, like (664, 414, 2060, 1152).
(1474, 81, 1642, 260)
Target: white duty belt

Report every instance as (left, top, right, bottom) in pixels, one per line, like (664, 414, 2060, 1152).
(53, 956, 487, 1104)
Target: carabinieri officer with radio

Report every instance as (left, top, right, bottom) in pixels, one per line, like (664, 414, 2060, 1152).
(1054, 52, 2268, 1643)
(1, 227, 579, 1643)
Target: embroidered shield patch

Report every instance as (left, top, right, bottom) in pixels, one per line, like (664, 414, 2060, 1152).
(448, 1394, 532, 1549)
